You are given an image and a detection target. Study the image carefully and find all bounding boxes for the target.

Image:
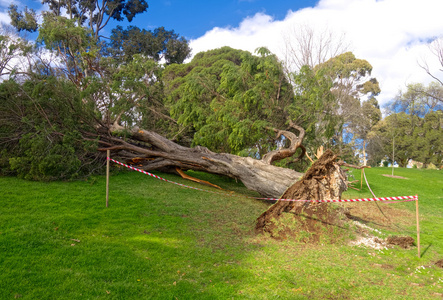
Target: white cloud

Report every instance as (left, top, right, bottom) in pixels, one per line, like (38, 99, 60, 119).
(0, 11, 10, 25)
(189, 0, 443, 106)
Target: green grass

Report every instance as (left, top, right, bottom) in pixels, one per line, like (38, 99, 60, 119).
(1, 167, 442, 299)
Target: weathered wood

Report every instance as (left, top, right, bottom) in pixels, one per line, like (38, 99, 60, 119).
(100, 126, 304, 198)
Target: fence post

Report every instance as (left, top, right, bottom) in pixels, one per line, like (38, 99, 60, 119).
(106, 150, 110, 208)
(415, 194, 420, 258)
(361, 168, 364, 190)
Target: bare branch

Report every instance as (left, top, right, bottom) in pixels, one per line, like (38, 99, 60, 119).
(261, 122, 305, 165)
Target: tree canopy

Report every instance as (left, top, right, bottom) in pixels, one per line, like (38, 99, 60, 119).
(163, 46, 294, 156)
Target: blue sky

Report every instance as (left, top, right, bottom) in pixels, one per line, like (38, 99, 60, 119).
(3, 0, 443, 106)
(132, 0, 319, 39)
(18, 0, 318, 40)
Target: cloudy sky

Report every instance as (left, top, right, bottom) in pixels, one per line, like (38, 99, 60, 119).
(3, 0, 443, 106)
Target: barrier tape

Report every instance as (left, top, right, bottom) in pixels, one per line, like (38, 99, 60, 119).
(108, 157, 418, 204)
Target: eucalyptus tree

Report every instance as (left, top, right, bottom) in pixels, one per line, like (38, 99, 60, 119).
(320, 52, 380, 161)
(164, 47, 295, 155)
(16, 0, 150, 39)
(0, 26, 34, 77)
(289, 65, 337, 154)
(388, 82, 443, 117)
(3, 0, 188, 179)
(109, 26, 191, 64)
(8, 5, 38, 32)
(414, 111, 443, 168)
(288, 52, 380, 163)
(356, 97, 382, 166)
(367, 112, 414, 168)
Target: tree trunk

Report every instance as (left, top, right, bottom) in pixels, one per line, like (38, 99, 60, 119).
(100, 125, 306, 198)
(362, 139, 367, 166)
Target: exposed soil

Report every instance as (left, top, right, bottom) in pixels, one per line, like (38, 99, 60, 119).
(342, 201, 416, 249)
(256, 187, 417, 246)
(386, 236, 415, 249)
(382, 174, 408, 179)
(435, 259, 443, 268)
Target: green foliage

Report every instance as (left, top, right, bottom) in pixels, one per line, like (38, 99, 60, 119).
(8, 4, 38, 32)
(164, 47, 293, 155)
(413, 111, 443, 167)
(109, 26, 191, 64)
(0, 77, 99, 180)
(318, 52, 374, 84)
(289, 65, 338, 150)
(17, 0, 148, 38)
(387, 82, 443, 117)
(369, 82, 443, 168)
(368, 111, 442, 168)
(0, 33, 33, 76)
(111, 55, 174, 134)
(36, 14, 101, 87)
(309, 52, 381, 159)
(37, 15, 91, 51)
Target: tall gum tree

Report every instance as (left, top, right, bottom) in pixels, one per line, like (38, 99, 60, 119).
(315, 52, 381, 162)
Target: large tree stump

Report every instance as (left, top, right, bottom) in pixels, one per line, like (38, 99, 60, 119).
(255, 149, 348, 239)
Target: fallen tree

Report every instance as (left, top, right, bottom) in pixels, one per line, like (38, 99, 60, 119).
(99, 118, 348, 199)
(100, 122, 308, 198)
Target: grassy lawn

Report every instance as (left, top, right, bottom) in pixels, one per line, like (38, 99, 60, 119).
(1, 166, 442, 299)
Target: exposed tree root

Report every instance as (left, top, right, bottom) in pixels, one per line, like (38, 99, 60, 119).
(255, 149, 348, 237)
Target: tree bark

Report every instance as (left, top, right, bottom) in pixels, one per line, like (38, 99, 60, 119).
(100, 126, 305, 198)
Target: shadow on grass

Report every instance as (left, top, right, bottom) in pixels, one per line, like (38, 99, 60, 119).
(420, 243, 432, 257)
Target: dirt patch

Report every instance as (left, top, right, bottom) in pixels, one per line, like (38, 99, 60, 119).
(435, 259, 443, 268)
(386, 236, 415, 249)
(382, 174, 408, 179)
(349, 231, 416, 250)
